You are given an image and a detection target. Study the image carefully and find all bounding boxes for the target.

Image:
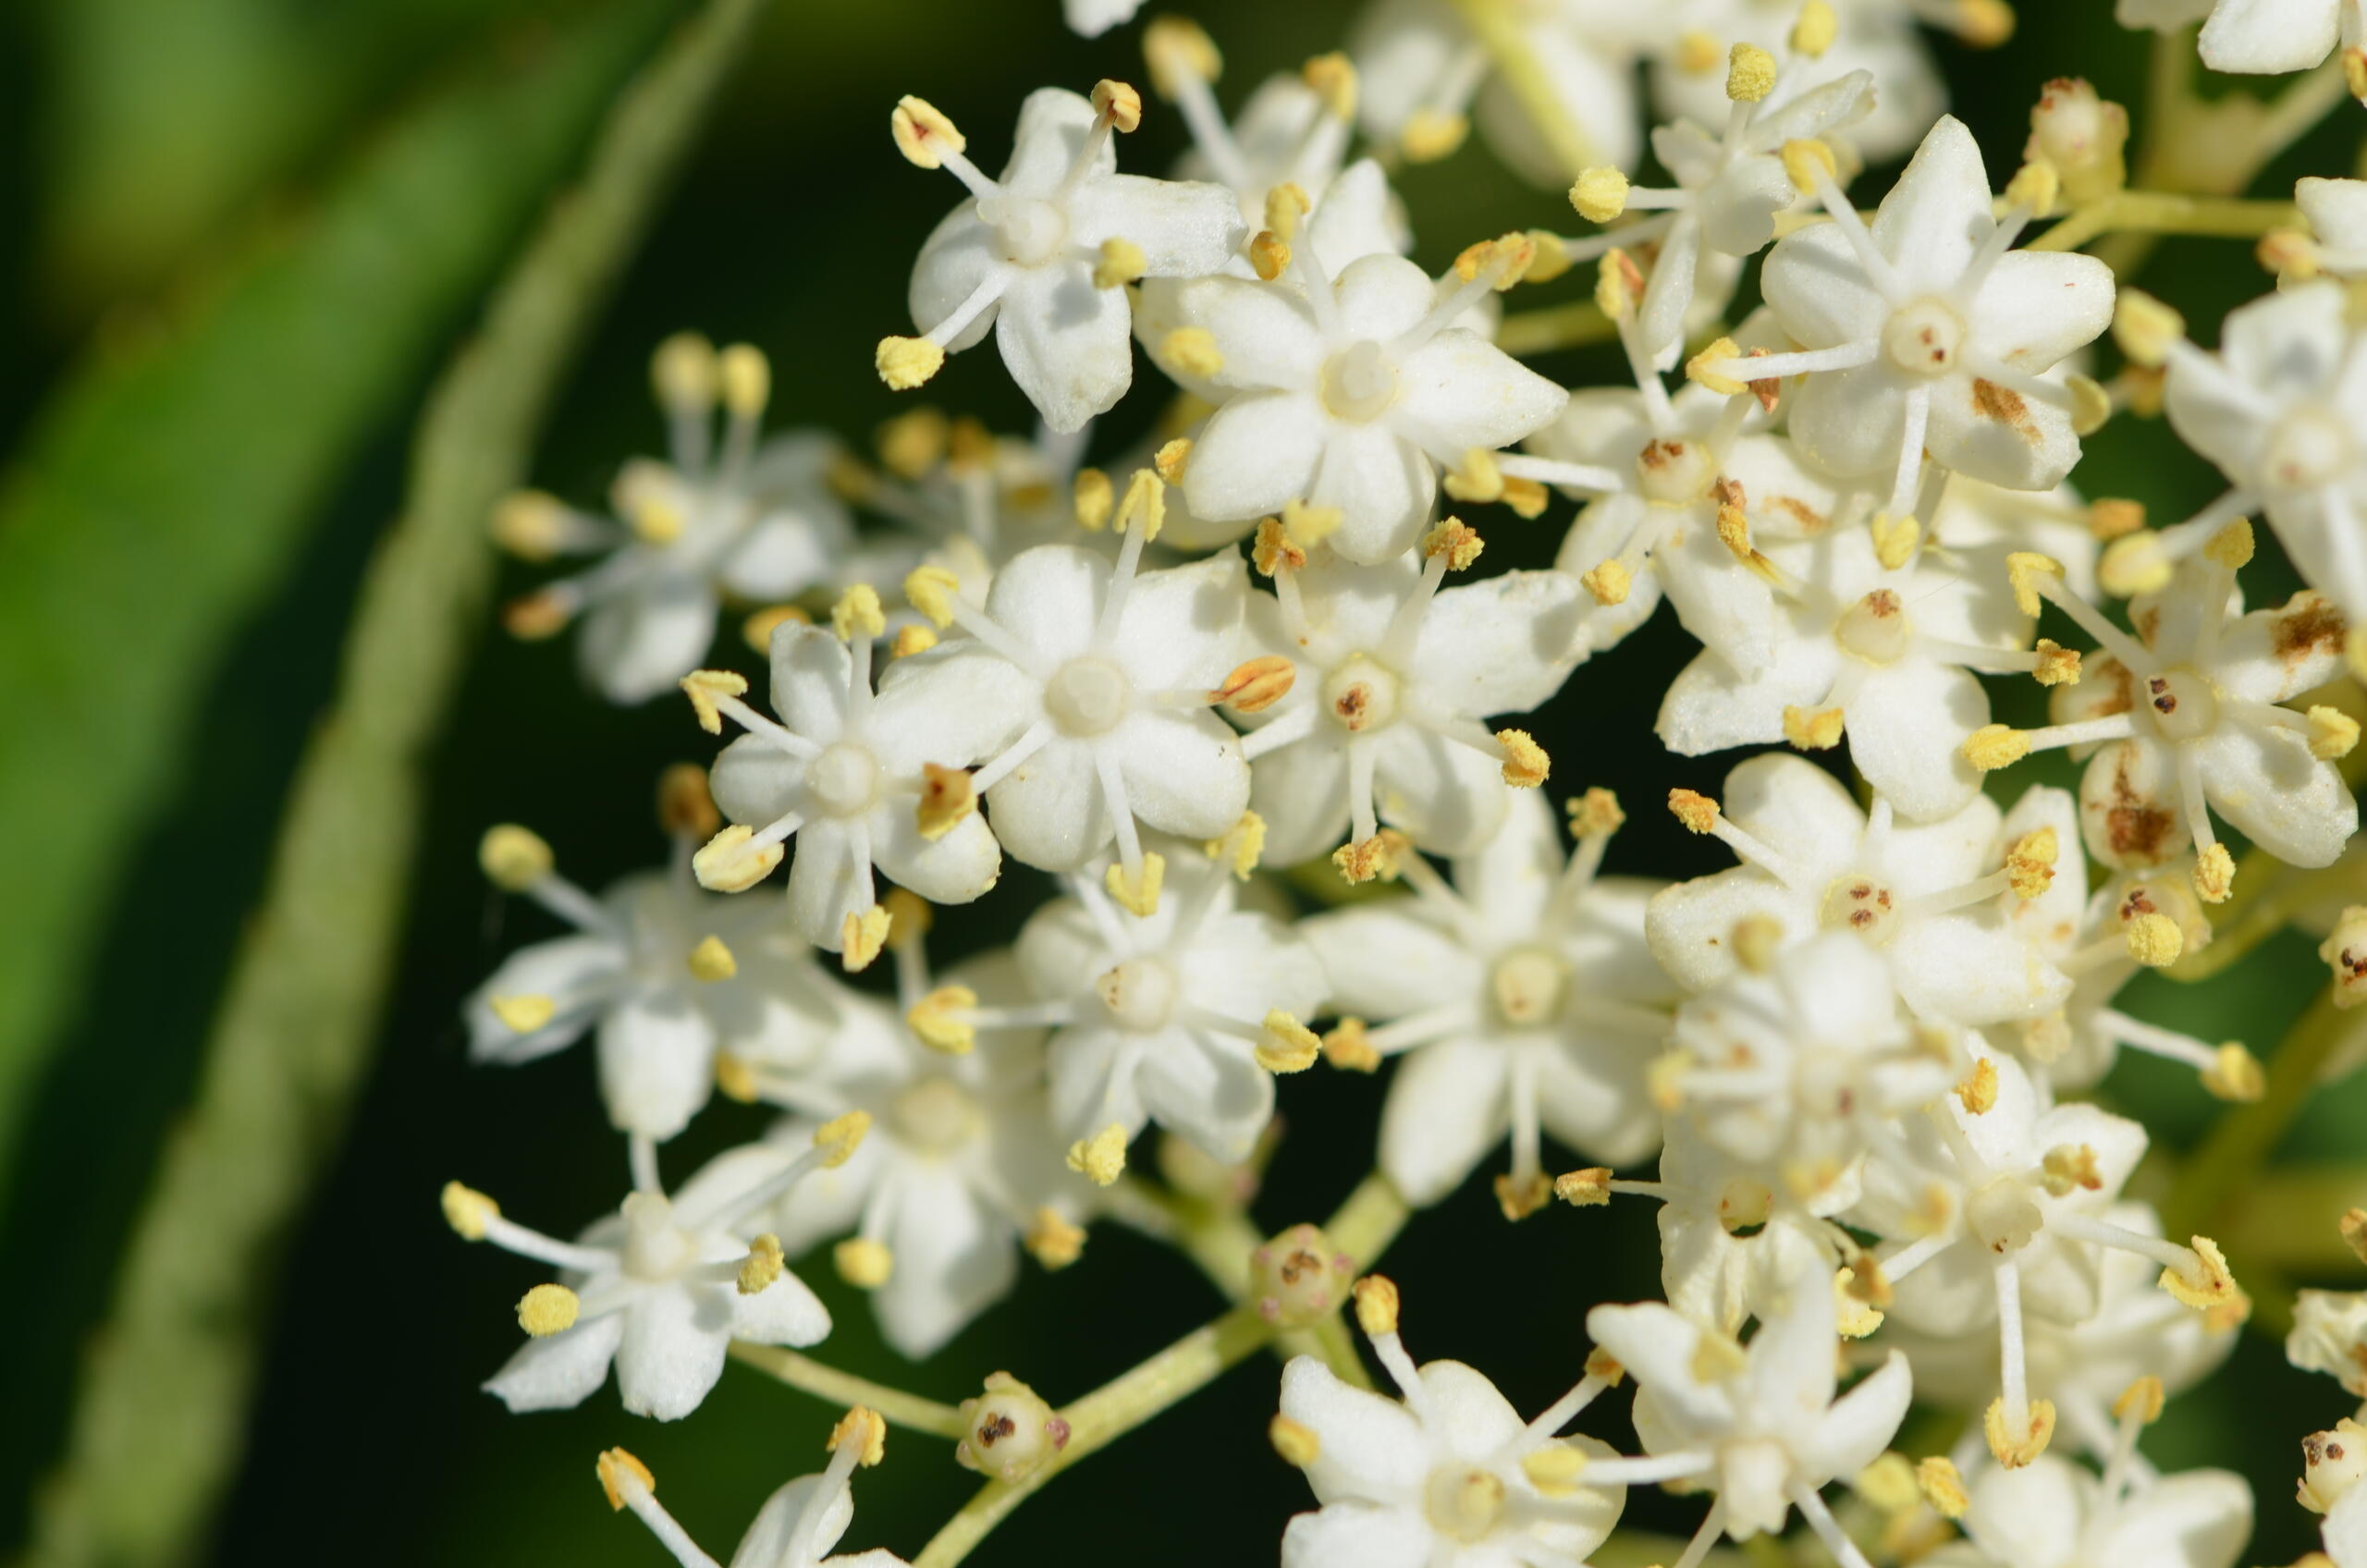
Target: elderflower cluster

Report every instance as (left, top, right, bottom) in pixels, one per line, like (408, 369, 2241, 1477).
(443, 3, 2367, 1563)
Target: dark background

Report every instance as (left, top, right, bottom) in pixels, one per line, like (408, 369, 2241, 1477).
(2, 0, 2363, 1562)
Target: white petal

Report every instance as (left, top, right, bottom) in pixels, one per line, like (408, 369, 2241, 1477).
(1111, 551, 1248, 691)
(995, 261, 1134, 434)
(1784, 362, 1911, 483)
(1000, 89, 1112, 194)
(1413, 570, 1588, 716)
(2191, 722, 2359, 866)
(614, 1284, 733, 1420)
(1280, 1504, 1434, 1568)
(1890, 912, 2072, 1025)
(1184, 392, 1329, 521)
(873, 641, 1044, 773)
(1140, 1030, 1275, 1162)
(1842, 659, 1987, 822)
(1117, 713, 1253, 840)
(1655, 637, 1842, 757)
(1760, 222, 1886, 349)
(987, 736, 1109, 872)
(1804, 1352, 1913, 1483)
(1250, 732, 1355, 866)
(786, 818, 871, 950)
(1379, 1036, 1510, 1204)
(1873, 116, 1993, 295)
(1644, 868, 1810, 994)
(1923, 372, 2082, 494)
(1281, 1353, 1433, 1501)
(711, 731, 809, 829)
(1303, 902, 1482, 1020)
(1308, 420, 1434, 564)
(1333, 252, 1441, 342)
(731, 1265, 832, 1347)
(873, 1163, 1015, 1357)
(1047, 1023, 1148, 1143)
(1389, 332, 1569, 455)
(909, 208, 1002, 352)
(597, 993, 718, 1142)
(1969, 251, 2116, 373)
(869, 798, 1002, 907)
(578, 575, 719, 704)
(1368, 723, 1509, 857)
(984, 544, 1105, 664)
(466, 935, 623, 1063)
(1069, 173, 1245, 276)
(2200, 0, 2341, 71)
(482, 1312, 625, 1413)
(1165, 277, 1327, 394)
(1583, 1302, 1732, 1437)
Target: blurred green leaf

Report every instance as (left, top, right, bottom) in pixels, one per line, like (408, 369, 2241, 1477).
(22, 0, 772, 1561)
(0, 1, 672, 1234)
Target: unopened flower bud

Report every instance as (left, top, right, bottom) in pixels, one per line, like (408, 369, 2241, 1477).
(956, 1372, 1071, 1483)
(1249, 1223, 1355, 1328)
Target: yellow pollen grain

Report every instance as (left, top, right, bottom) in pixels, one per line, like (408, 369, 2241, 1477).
(2112, 290, 2184, 369)
(1160, 327, 1224, 380)
(1323, 1018, 1380, 1072)
(831, 584, 886, 642)
(1422, 518, 1485, 569)
(679, 668, 748, 735)
(1331, 833, 1403, 885)
(830, 1405, 889, 1467)
(1073, 467, 1114, 532)
(1963, 724, 2031, 772)
(1523, 1445, 1588, 1496)
(1792, 0, 1839, 55)
(1067, 1122, 1130, 1187)
(1496, 729, 1549, 787)
(518, 1282, 580, 1337)
(835, 1237, 895, 1289)
(876, 336, 946, 390)
(1264, 181, 1312, 240)
(1593, 250, 1638, 318)
(2040, 1142, 2101, 1197)
(2310, 705, 2361, 760)
(2204, 518, 2256, 570)
(1254, 519, 1302, 576)
(479, 824, 554, 891)
(1106, 850, 1167, 917)
(1834, 1269, 1884, 1337)
(442, 1180, 499, 1240)
(2032, 639, 2080, 686)
(738, 1233, 786, 1294)
(597, 1448, 655, 1511)
(1686, 336, 1747, 396)
(1782, 704, 1845, 751)
(1984, 1396, 2056, 1469)
(1026, 1207, 1085, 1269)
(1248, 229, 1291, 281)
(1352, 1273, 1400, 1336)
(908, 984, 979, 1055)
(1668, 789, 1719, 834)
(1270, 1415, 1322, 1468)
(1726, 43, 1777, 103)
(742, 604, 811, 655)
(1092, 237, 1147, 289)
(841, 904, 892, 973)
(815, 1109, 873, 1168)
(1715, 501, 1751, 560)
(1580, 558, 1631, 606)
(692, 824, 782, 894)
(1117, 467, 1167, 542)
(1870, 511, 1919, 570)
(1567, 787, 1625, 838)
(1401, 109, 1468, 163)
(1956, 1058, 1999, 1114)
(1257, 1011, 1323, 1073)
(1495, 1171, 1552, 1220)
(890, 623, 937, 659)
(903, 564, 962, 631)
(917, 763, 976, 841)
(1569, 166, 1629, 225)
(1555, 1167, 1612, 1207)
(2202, 1042, 2264, 1102)
(2159, 1235, 2238, 1311)
(890, 95, 963, 168)
(1782, 138, 1837, 195)
(2192, 841, 2235, 904)
(2124, 911, 2184, 967)
(1206, 810, 1268, 878)
(687, 935, 737, 983)
(1445, 448, 1505, 506)
(489, 994, 555, 1034)
(1918, 1455, 1969, 1517)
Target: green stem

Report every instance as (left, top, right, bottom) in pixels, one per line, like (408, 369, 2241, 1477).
(2165, 984, 2361, 1239)
(2028, 193, 2298, 254)
(1447, 0, 1597, 177)
(726, 1344, 968, 1439)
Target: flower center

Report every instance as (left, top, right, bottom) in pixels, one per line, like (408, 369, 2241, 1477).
(1881, 298, 1967, 376)
(994, 197, 1070, 267)
(1320, 339, 1400, 423)
(1424, 1465, 1506, 1543)
(1966, 1174, 2043, 1254)
(1096, 957, 1179, 1033)
(1635, 438, 1717, 506)
(1819, 875, 1902, 946)
(1834, 589, 1910, 664)
(1321, 655, 1402, 733)
(2140, 666, 2219, 743)
(2263, 409, 2355, 493)
(1490, 947, 1568, 1026)
(807, 741, 880, 817)
(1046, 655, 1132, 737)
(892, 1076, 981, 1156)
(619, 1192, 699, 1280)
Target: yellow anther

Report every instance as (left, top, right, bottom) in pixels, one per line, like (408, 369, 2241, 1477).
(1444, 448, 1504, 506)
(1690, 1330, 1748, 1382)
(1401, 109, 1468, 163)
(891, 95, 964, 167)
(1984, 1396, 2057, 1468)
(2069, 373, 2113, 435)
(1555, 1167, 1612, 1207)
(2006, 827, 2058, 899)
(840, 904, 892, 972)
(1845, 1252, 1895, 1307)
(1303, 52, 1356, 117)
(1215, 655, 1294, 714)
(1282, 496, 1342, 547)
(1674, 29, 1722, 72)
(489, 994, 556, 1034)
(2349, 44, 2367, 101)
(742, 604, 810, 655)
(2352, 625, 2367, 686)
(442, 1180, 499, 1241)
(1073, 467, 1114, 531)
(2159, 1234, 2238, 1311)
(1714, 500, 1751, 560)
(718, 344, 769, 420)
(490, 490, 569, 559)
(693, 824, 783, 894)
(714, 1052, 758, 1104)
(2098, 531, 2170, 599)
(1569, 166, 1629, 225)
(738, 1233, 786, 1294)
(679, 668, 748, 735)
(1834, 1269, 1885, 1338)
(1523, 1445, 1588, 1496)
(1580, 558, 1631, 606)
(652, 331, 717, 408)
(2033, 639, 2080, 686)
(1918, 1455, 1969, 1518)
(889, 623, 937, 658)
(2087, 499, 2144, 541)
(1263, 182, 1312, 240)
(2341, 1207, 2367, 1264)
(1953, 0, 2016, 45)
(2311, 704, 2361, 760)
(1566, 788, 1624, 838)
(1496, 729, 1549, 787)
(835, 1237, 895, 1289)
(1647, 1050, 1692, 1112)
(1856, 1453, 1918, 1514)
(1455, 231, 1536, 290)
(876, 336, 946, 390)
(900, 564, 962, 631)
(1584, 1346, 1624, 1385)
(2202, 1042, 2265, 1102)
(2113, 1374, 2165, 1425)
(2124, 911, 2185, 967)
(911, 763, 975, 843)
(815, 1109, 873, 1168)
(518, 1282, 580, 1338)
(627, 493, 684, 546)
(1956, 1058, 1999, 1114)
(1248, 229, 1291, 281)
(1523, 232, 1573, 285)
(1093, 237, 1147, 289)
(1668, 789, 1719, 834)
(1593, 249, 1638, 318)
(686, 935, 737, 983)
(1870, 511, 1920, 570)
(831, 584, 886, 642)
(2112, 290, 2184, 369)
(1782, 704, 1846, 752)
(1257, 1011, 1323, 1073)
(1422, 518, 1485, 569)
(1323, 1018, 1380, 1072)
(878, 888, 928, 943)
(1331, 831, 1404, 885)
(1962, 724, 2030, 773)
(1143, 15, 1220, 95)
(1160, 327, 1224, 380)
(1092, 79, 1144, 132)
(1025, 1207, 1085, 1269)
(1116, 466, 1167, 541)
(1067, 1122, 1130, 1186)
(2040, 1143, 2102, 1196)
(1352, 1274, 1400, 1336)
(2004, 160, 2060, 217)
(1726, 43, 1778, 103)
(1270, 1414, 1322, 1468)
(2192, 841, 2235, 905)
(830, 1405, 889, 1467)
(908, 985, 979, 1054)
(1686, 336, 1747, 396)
(1105, 851, 1166, 917)
(877, 407, 949, 479)
(1782, 138, 1838, 194)
(2203, 518, 2255, 570)
(479, 824, 554, 891)
(595, 1449, 656, 1513)
(1792, 0, 1839, 55)
(1733, 913, 1784, 974)
(1205, 810, 1267, 879)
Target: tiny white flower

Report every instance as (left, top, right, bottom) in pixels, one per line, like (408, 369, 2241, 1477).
(887, 87, 1245, 432)
(2180, 0, 2361, 73)
(1650, 0, 1947, 165)
(1237, 524, 1587, 870)
(1924, 1452, 2250, 1568)
(2291, 1289, 2367, 1401)
(1302, 787, 1674, 1209)
(498, 337, 850, 704)
(1738, 116, 2115, 520)
(1064, 0, 1145, 37)
(596, 1409, 905, 1568)
(1639, 1124, 1846, 1336)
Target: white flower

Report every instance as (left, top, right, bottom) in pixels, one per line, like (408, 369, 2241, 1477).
(1993, 541, 2360, 884)
(1924, 1452, 2250, 1568)
(2291, 1289, 2367, 1400)
(1650, 0, 1946, 165)
(847, 414, 1099, 588)
(1301, 787, 1674, 1210)
(498, 337, 850, 704)
(885, 88, 1244, 432)
(1064, 0, 1143, 37)
(456, 1121, 861, 1420)
(1277, 1284, 1625, 1568)
(2312, 1421, 2367, 1567)
(882, 484, 1255, 895)
(1237, 523, 1587, 870)
(1738, 116, 2114, 520)
(596, 1409, 905, 1568)
(2299, 178, 2367, 277)
(1642, 1124, 1846, 1335)
(696, 604, 1004, 962)
(2182, 0, 2361, 73)
(466, 822, 835, 1143)
(714, 934, 1085, 1359)
(1153, 238, 1566, 563)
(1586, 1268, 1912, 1556)
(1656, 522, 2060, 822)
(1645, 753, 2077, 1024)
(1012, 848, 1327, 1164)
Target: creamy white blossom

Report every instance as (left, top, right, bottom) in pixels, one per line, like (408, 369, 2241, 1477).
(596, 1411, 905, 1568)
(1924, 1452, 2250, 1568)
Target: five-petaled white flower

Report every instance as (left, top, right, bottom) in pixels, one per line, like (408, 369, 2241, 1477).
(1923, 1452, 2250, 1568)
(595, 1407, 906, 1568)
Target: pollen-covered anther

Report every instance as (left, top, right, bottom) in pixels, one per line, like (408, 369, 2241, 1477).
(1793, 0, 1838, 54)
(489, 993, 556, 1034)
(2089, 498, 2144, 540)
(2124, 912, 2185, 968)
(1322, 1017, 1380, 1072)
(1257, 1011, 1323, 1073)
(2004, 160, 2060, 217)
(1352, 1274, 1400, 1336)
(2039, 1143, 2102, 1197)
(1331, 833, 1403, 885)
(1143, 14, 1220, 93)
(908, 985, 979, 1054)
(1566, 788, 1624, 839)
(442, 1180, 499, 1240)
(657, 764, 723, 841)
(1732, 914, 1784, 974)
(1782, 137, 1838, 195)
(2196, 1043, 2264, 1104)
(597, 1448, 655, 1511)
(1066, 1122, 1130, 1187)
(2114, 1374, 2165, 1425)
(1834, 1269, 1884, 1337)
(1115, 467, 1166, 542)
(1782, 704, 1846, 751)
(501, 589, 572, 641)
(883, 888, 932, 943)
(2006, 827, 2058, 899)
(2004, 550, 2062, 619)
(714, 1052, 758, 1103)
(1091, 79, 1144, 132)
(1214, 656, 1294, 714)
(830, 1404, 889, 1467)
(2112, 289, 2185, 369)
(1870, 511, 1920, 570)
(739, 1232, 786, 1294)
(1073, 468, 1114, 532)
(1918, 1455, 1969, 1517)
(814, 1109, 873, 1168)
(1455, 232, 1536, 290)
(1423, 518, 1485, 569)
(686, 935, 737, 983)
(2031, 639, 2080, 687)
(1668, 789, 1720, 834)
(1202, 810, 1266, 880)
(841, 904, 892, 972)
(2189, 841, 2235, 906)
(1686, 336, 1747, 396)
(1956, 1058, 1999, 1114)
(830, 584, 886, 642)
(2159, 1234, 2238, 1311)
(1952, 0, 2016, 46)
(1401, 109, 1467, 162)
(1093, 237, 1147, 288)
(1496, 729, 1549, 787)
(1443, 448, 1504, 504)
(679, 668, 748, 735)
(1594, 249, 1643, 318)
(1270, 1415, 1322, 1468)
(915, 763, 976, 842)
(1963, 724, 2031, 772)
(2069, 374, 2113, 435)
(1726, 43, 1777, 103)
(1025, 1207, 1085, 1269)
(1161, 327, 1224, 379)
(890, 95, 963, 167)
(1495, 1171, 1552, 1220)
(518, 1282, 580, 1337)
(835, 1237, 894, 1289)
(2341, 1207, 2367, 1263)
(480, 824, 554, 891)
(1248, 229, 1291, 282)
(490, 490, 568, 558)
(1569, 166, 1629, 225)
(1553, 1167, 1613, 1207)
(2347, 43, 2367, 101)
(1105, 851, 1166, 917)
(1984, 1397, 2056, 1468)
(693, 825, 783, 894)
(2309, 705, 2361, 760)
(1579, 558, 1632, 606)
(876, 336, 946, 390)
